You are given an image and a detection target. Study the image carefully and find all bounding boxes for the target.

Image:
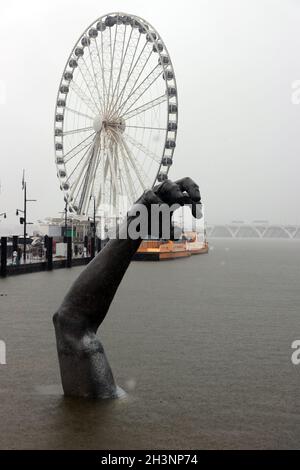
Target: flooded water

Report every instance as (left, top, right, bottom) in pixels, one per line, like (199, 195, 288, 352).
(0, 239, 300, 449)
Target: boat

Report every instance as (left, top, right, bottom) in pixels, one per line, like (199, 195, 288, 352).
(133, 231, 209, 261)
(134, 239, 190, 261)
(185, 231, 209, 255)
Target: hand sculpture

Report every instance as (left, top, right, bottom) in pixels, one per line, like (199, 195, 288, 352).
(53, 177, 201, 399)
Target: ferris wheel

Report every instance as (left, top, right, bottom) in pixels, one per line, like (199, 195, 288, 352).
(54, 12, 178, 218)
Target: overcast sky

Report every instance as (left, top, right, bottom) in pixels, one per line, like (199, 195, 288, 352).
(0, 0, 300, 231)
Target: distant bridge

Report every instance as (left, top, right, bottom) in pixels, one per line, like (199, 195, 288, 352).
(206, 224, 300, 239)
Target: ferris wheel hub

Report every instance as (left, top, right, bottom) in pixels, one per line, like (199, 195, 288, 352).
(93, 115, 103, 133)
(93, 114, 126, 135)
(112, 116, 126, 134)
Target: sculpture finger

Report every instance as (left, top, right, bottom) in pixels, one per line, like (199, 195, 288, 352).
(181, 194, 203, 219)
(175, 177, 201, 203)
(153, 180, 185, 205)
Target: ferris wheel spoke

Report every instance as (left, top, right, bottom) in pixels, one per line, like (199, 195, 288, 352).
(64, 132, 95, 163)
(94, 37, 108, 112)
(83, 148, 100, 212)
(100, 30, 109, 112)
(106, 140, 119, 196)
(122, 94, 167, 120)
(109, 131, 135, 207)
(112, 145, 120, 210)
(77, 60, 101, 114)
(69, 141, 96, 201)
(86, 43, 105, 114)
(99, 150, 111, 209)
(106, 25, 118, 114)
(117, 64, 162, 116)
(108, 27, 136, 116)
(65, 144, 93, 184)
(125, 125, 166, 131)
(119, 148, 138, 205)
(118, 166, 125, 199)
(118, 142, 138, 204)
(69, 81, 99, 115)
(103, 148, 110, 184)
(65, 142, 91, 164)
(95, 168, 106, 214)
(85, 138, 103, 213)
(120, 136, 149, 190)
(65, 106, 94, 121)
(120, 171, 136, 208)
(95, 139, 108, 210)
(109, 33, 142, 116)
(122, 33, 142, 87)
(89, 142, 103, 202)
(71, 172, 88, 211)
(107, 28, 113, 108)
(106, 25, 129, 116)
(123, 133, 161, 164)
(78, 140, 100, 214)
(115, 42, 153, 115)
(63, 126, 94, 136)
(82, 55, 104, 113)
(111, 25, 130, 114)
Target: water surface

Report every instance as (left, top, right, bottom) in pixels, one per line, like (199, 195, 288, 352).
(0, 239, 299, 449)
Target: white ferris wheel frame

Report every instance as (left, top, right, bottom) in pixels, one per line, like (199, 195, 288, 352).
(54, 12, 178, 217)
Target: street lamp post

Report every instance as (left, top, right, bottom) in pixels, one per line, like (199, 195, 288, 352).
(59, 200, 69, 240)
(16, 178, 36, 264)
(64, 200, 68, 239)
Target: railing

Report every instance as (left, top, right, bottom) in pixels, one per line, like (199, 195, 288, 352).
(206, 225, 300, 239)
(0, 236, 102, 277)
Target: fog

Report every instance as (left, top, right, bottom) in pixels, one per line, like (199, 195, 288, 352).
(0, 0, 300, 232)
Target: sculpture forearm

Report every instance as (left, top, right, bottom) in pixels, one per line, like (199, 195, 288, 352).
(57, 217, 142, 332)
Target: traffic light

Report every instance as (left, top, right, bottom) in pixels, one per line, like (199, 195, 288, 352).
(20, 217, 25, 225)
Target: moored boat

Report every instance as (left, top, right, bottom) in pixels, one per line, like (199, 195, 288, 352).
(133, 231, 208, 261)
(133, 239, 190, 261)
(185, 231, 209, 255)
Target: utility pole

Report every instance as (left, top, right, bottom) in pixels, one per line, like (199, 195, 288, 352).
(16, 171, 36, 264)
(92, 196, 96, 241)
(89, 195, 96, 256)
(23, 181, 27, 263)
